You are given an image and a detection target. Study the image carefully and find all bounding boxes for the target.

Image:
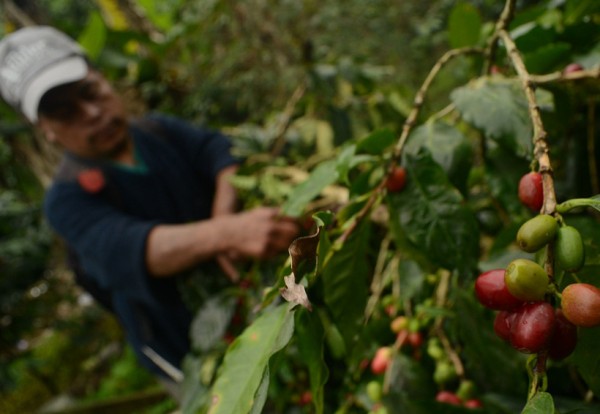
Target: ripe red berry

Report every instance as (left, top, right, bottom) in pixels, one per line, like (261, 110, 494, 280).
(386, 166, 407, 192)
(563, 63, 584, 74)
(371, 346, 392, 375)
(518, 172, 543, 211)
(464, 399, 484, 409)
(407, 331, 423, 348)
(494, 310, 516, 342)
(510, 302, 556, 353)
(561, 283, 600, 327)
(78, 169, 105, 194)
(435, 390, 462, 405)
(475, 269, 523, 311)
(548, 309, 578, 360)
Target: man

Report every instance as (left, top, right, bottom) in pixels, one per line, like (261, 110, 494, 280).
(0, 26, 299, 397)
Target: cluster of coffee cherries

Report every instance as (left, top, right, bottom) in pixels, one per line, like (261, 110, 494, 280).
(475, 172, 600, 357)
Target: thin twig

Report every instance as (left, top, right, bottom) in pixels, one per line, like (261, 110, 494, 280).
(270, 80, 308, 156)
(392, 47, 484, 163)
(498, 29, 558, 217)
(483, 0, 517, 74)
(587, 98, 599, 194)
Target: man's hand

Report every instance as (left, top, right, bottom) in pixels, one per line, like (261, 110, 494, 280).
(220, 207, 300, 260)
(146, 207, 300, 278)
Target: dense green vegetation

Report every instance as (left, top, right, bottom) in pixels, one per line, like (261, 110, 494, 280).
(1, 0, 600, 413)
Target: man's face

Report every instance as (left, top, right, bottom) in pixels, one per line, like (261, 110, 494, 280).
(37, 69, 129, 160)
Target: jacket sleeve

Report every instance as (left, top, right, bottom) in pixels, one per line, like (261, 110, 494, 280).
(44, 182, 165, 303)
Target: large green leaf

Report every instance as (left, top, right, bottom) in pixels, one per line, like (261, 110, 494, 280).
(524, 42, 571, 74)
(295, 310, 329, 414)
(571, 327, 600, 396)
(322, 221, 372, 346)
(454, 290, 527, 396)
(448, 2, 482, 48)
(389, 150, 480, 274)
(281, 160, 339, 218)
(405, 121, 473, 194)
(451, 78, 533, 158)
(189, 296, 236, 353)
(78, 11, 107, 60)
(206, 304, 295, 414)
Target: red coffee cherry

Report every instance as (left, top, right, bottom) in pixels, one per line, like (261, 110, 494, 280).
(561, 283, 600, 327)
(371, 346, 392, 375)
(435, 390, 462, 406)
(563, 63, 584, 74)
(548, 309, 578, 360)
(475, 269, 523, 311)
(510, 302, 556, 353)
(518, 172, 543, 211)
(494, 310, 517, 342)
(386, 166, 407, 192)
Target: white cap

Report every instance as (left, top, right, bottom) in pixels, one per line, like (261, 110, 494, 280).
(0, 26, 89, 122)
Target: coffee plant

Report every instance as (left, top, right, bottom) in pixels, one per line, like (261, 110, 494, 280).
(176, 1, 600, 413)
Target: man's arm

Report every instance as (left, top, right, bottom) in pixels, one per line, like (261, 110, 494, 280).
(211, 164, 240, 217)
(145, 207, 299, 278)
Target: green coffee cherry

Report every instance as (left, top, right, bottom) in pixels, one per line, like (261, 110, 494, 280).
(555, 225, 585, 272)
(516, 214, 558, 253)
(504, 258, 549, 301)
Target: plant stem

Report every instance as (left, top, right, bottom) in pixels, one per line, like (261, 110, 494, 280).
(392, 47, 484, 164)
(484, 0, 516, 74)
(498, 29, 558, 216)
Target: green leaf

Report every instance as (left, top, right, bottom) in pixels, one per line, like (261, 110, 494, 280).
(455, 290, 527, 396)
(524, 42, 571, 74)
(521, 392, 555, 414)
(448, 3, 482, 48)
(207, 304, 295, 414)
(336, 144, 356, 186)
(78, 12, 107, 60)
(356, 129, 395, 155)
(189, 296, 236, 353)
(281, 160, 339, 217)
(389, 150, 480, 273)
(405, 121, 473, 194)
(451, 78, 533, 158)
(571, 326, 600, 395)
(296, 311, 329, 414)
(322, 221, 371, 345)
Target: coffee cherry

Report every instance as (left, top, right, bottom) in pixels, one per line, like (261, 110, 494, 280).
(494, 310, 516, 342)
(390, 316, 408, 333)
(366, 380, 383, 402)
(456, 380, 476, 401)
(561, 283, 600, 327)
(386, 166, 407, 192)
(504, 259, 549, 301)
(475, 269, 524, 311)
(564, 63, 584, 74)
(371, 346, 392, 374)
(434, 360, 457, 385)
(407, 331, 423, 348)
(518, 172, 543, 211)
(427, 338, 445, 360)
(548, 309, 578, 360)
(510, 302, 556, 353)
(464, 399, 484, 409)
(435, 390, 462, 405)
(516, 215, 558, 253)
(555, 225, 585, 273)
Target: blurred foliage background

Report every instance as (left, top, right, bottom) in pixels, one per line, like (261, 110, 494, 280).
(0, 0, 596, 413)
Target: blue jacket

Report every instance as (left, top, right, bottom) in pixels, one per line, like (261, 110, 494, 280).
(43, 113, 239, 377)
